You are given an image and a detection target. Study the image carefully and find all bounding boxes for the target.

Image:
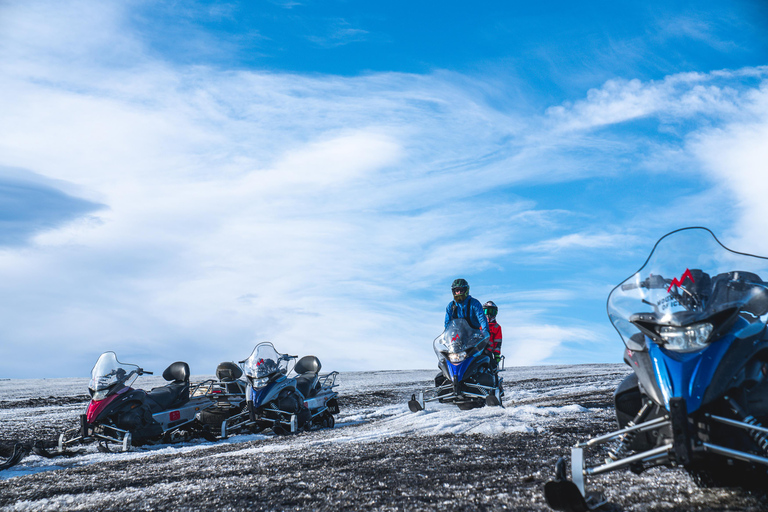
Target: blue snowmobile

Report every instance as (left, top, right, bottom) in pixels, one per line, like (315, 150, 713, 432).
(545, 227, 768, 511)
(409, 318, 503, 412)
(220, 342, 340, 436)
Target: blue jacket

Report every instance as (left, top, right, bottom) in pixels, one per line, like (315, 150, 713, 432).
(445, 295, 489, 337)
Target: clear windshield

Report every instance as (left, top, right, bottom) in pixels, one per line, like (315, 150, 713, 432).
(88, 352, 139, 394)
(433, 318, 490, 359)
(608, 228, 768, 351)
(243, 343, 294, 379)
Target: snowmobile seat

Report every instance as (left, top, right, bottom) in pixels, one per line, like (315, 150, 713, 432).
(215, 362, 244, 395)
(143, 362, 191, 412)
(163, 361, 190, 383)
(145, 381, 190, 412)
(295, 374, 320, 398)
(294, 356, 322, 375)
(216, 362, 242, 382)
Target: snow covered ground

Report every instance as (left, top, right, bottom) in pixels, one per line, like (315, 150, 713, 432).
(1, 364, 767, 511)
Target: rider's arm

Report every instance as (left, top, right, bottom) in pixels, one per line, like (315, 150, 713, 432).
(445, 302, 452, 329)
(473, 299, 489, 336)
(491, 323, 502, 354)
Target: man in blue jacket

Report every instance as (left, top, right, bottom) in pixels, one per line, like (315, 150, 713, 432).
(445, 278, 489, 337)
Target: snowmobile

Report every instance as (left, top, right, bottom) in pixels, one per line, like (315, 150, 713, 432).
(544, 227, 768, 511)
(219, 342, 340, 437)
(58, 352, 219, 453)
(192, 361, 248, 433)
(408, 318, 503, 412)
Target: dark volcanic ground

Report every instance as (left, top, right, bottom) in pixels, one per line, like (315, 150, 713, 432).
(1, 366, 767, 511)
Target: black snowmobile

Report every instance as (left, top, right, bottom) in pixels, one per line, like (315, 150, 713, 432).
(544, 227, 768, 511)
(409, 318, 503, 412)
(58, 352, 220, 452)
(1, 355, 248, 471)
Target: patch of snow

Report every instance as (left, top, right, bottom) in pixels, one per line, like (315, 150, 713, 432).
(1, 366, 611, 481)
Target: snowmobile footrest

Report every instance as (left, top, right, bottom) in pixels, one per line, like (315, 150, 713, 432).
(544, 480, 591, 512)
(543, 455, 607, 511)
(408, 392, 425, 412)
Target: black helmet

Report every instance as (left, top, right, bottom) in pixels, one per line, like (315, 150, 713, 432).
(451, 278, 469, 302)
(483, 301, 498, 321)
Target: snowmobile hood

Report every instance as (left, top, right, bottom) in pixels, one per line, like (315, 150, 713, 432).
(86, 386, 130, 423)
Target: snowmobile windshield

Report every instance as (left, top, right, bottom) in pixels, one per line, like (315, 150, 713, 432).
(433, 318, 490, 360)
(243, 343, 294, 379)
(608, 227, 768, 352)
(88, 352, 140, 400)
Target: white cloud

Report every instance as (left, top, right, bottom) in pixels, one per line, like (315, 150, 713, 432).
(689, 109, 768, 254)
(540, 65, 768, 255)
(546, 67, 767, 132)
(504, 318, 602, 366)
(522, 232, 637, 254)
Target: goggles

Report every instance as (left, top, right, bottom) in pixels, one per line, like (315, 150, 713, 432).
(484, 307, 498, 315)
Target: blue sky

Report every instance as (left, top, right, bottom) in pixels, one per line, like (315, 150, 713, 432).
(1, 0, 767, 378)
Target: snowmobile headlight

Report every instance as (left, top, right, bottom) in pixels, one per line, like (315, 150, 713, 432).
(91, 389, 109, 401)
(659, 323, 713, 352)
(448, 351, 467, 363)
(253, 376, 270, 389)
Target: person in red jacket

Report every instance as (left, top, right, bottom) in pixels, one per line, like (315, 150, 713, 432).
(484, 301, 502, 367)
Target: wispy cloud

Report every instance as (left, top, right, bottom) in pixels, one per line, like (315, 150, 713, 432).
(655, 14, 744, 53)
(522, 232, 638, 254)
(306, 19, 369, 48)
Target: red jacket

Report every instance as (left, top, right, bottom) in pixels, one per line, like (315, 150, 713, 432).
(487, 320, 502, 355)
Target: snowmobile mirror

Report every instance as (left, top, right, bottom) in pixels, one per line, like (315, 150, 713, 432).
(735, 320, 766, 340)
(744, 285, 768, 317)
